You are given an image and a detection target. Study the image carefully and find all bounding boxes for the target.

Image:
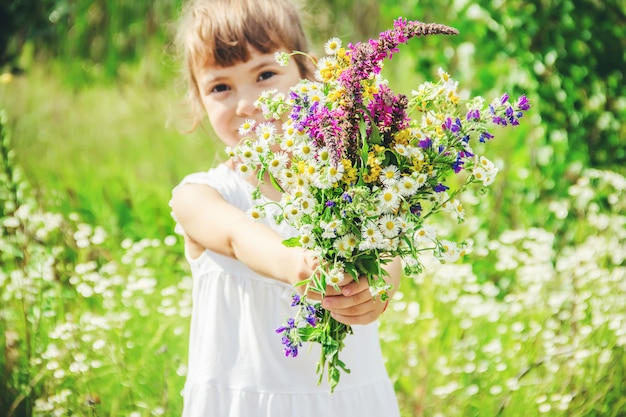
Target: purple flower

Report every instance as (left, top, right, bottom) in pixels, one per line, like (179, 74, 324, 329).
(326, 200, 336, 207)
(410, 203, 422, 216)
(419, 138, 432, 149)
(291, 294, 301, 306)
(517, 95, 530, 111)
(434, 183, 449, 193)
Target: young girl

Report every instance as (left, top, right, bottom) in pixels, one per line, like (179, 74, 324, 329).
(170, 1, 402, 415)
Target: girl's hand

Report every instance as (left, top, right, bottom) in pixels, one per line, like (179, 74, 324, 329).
(320, 277, 389, 325)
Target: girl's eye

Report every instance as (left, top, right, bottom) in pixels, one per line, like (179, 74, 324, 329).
(258, 71, 276, 82)
(211, 84, 230, 93)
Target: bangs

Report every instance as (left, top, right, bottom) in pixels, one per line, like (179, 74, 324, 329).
(186, 1, 307, 69)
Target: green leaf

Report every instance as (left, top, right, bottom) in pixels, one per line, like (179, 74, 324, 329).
(282, 237, 301, 247)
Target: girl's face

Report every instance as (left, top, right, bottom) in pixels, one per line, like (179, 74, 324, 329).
(194, 47, 302, 148)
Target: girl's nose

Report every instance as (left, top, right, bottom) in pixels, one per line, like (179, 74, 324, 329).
(235, 92, 258, 117)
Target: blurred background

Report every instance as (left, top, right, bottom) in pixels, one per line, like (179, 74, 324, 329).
(1, 1, 625, 416)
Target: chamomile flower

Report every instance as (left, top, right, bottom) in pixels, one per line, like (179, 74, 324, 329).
(267, 152, 289, 175)
(246, 206, 265, 221)
(334, 233, 358, 257)
(378, 187, 401, 212)
(369, 282, 392, 299)
(321, 219, 342, 239)
(414, 225, 437, 242)
(274, 51, 290, 66)
(325, 163, 345, 183)
(398, 176, 418, 196)
(360, 221, 384, 249)
(298, 225, 315, 248)
(378, 214, 403, 238)
(324, 37, 342, 55)
(256, 122, 277, 142)
(235, 162, 253, 176)
(251, 140, 270, 156)
(394, 143, 409, 157)
(297, 195, 316, 214)
(238, 119, 256, 136)
(437, 239, 461, 262)
(294, 142, 316, 160)
(328, 263, 346, 287)
(380, 165, 400, 186)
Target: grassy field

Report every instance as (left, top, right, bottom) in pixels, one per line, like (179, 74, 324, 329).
(1, 57, 625, 417)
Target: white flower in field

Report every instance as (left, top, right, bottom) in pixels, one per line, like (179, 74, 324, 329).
(250, 140, 270, 158)
(267, 152, 289, 175)
(334, 233, 358, 257)
(280, 135, 297, 152)
(283, 204, 302, 222)
(378, 214, 402, 238)
(297, 195, 316, 214)
(398, 176, 418, 196)
(2, 216, 19, 228)
(324, 37, 342, 55)
(256, 122, 277, 142)
(408, 145, 425, 161)
(325, 163, 345, 183)
(164, 235, 177, 246)
(360, 221, 385, 250)
(53, 369, 66, 379)
(414, 224, 437, 242)
(328, 264, 345, 286)
(378, 187, 401, 212)
(294, 142, 316, 160)
(320, 219, 342, 239)
(380, 165, 400, 186)
(393, 143, 409, 157)
(413, 172, 428, 188)
(369, 282, 392, 299)
(235, 162, 253, 177)
(246, 207, 265, 221)
(298, 225, 315, 249)
(278, 170, 296, 188)
(437, 239, 461, 262)
(238, 118, 256, 135)
(237, 144, 256, 162)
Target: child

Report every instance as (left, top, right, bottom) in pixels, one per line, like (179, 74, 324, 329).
(169, 0, 402, 415)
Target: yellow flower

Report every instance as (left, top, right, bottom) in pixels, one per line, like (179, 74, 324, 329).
(393, 129, 411, 146)
(341, 159, 357, 184)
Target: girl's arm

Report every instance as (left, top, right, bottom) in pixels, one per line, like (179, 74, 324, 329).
(170, 183, 314, 286)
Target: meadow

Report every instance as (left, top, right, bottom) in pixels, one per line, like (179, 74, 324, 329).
(1, 1, 626, 416)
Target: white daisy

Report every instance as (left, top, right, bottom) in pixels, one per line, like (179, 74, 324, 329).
(378, 187, 401, 212)
(256, 122, 277, 142)
(246, 206, 265, 221)
(238, 119, 256, 136)
(380, 165, 400, 186)
(333, 233, 358, 257)
(328, 263, 346, 287)
(437, 240, 461, 263)
(414, 225, 437, 242)
(297, 195, 316, 214)
(324, 37, 342, 55)
(398, 176, 418, 196)
(267, 152, 289, 175)
(294, 142, 316, 160)
(378, 214, 402, 238)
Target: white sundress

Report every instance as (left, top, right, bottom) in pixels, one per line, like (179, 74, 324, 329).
(171, 164, 400, 417)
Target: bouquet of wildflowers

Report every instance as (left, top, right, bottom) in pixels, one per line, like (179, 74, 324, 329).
(229, 18, 530, 391)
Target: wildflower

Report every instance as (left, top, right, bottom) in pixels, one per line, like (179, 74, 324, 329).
(274, 51, 290, 66)
(378, 187, 401, 212)
(378, 214, 402, 238)
(238, 119, 256, 135)
(324, 37, 342, 55)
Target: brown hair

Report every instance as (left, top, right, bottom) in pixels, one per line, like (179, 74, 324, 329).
(175, 0, 314, 128)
